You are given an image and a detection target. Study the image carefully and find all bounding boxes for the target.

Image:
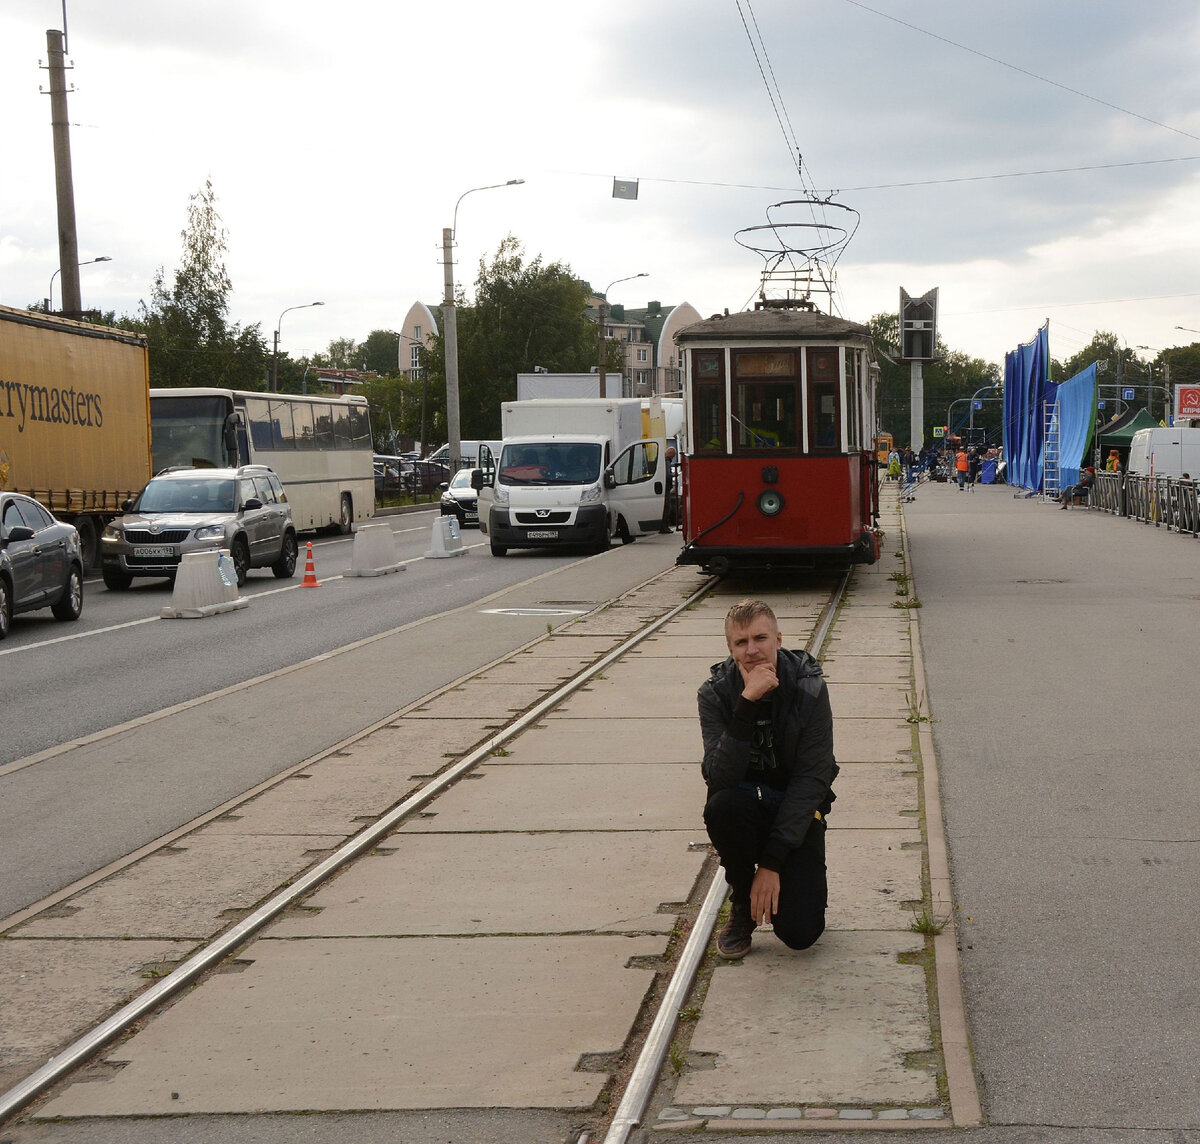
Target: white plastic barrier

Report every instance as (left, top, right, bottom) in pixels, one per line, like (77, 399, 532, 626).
(344, 522, 406, 577)
(424, 514, 466, 558)
(160, 549, 249, 618)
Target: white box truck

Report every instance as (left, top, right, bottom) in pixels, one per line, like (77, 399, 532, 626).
(474, 398, 667, 556)
(1127, 427, 1200, 478)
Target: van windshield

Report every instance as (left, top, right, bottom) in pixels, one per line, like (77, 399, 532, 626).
(498, 443, 602, 485)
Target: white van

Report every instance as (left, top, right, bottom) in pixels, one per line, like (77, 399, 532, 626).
(1126, 428, 1200, 478)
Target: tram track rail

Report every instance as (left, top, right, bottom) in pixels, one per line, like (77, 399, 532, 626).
(0, 566, 721, 1126)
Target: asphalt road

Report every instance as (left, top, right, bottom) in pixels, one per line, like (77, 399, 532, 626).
(906, 483, 1200, 1131)
(0, 513, 689, 918)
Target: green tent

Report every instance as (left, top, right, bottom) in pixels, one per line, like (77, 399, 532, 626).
(1096, 407, 1158, 452)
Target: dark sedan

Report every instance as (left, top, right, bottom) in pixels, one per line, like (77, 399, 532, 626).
(408, 459, 451, 495)
(0, 492, 84, 638)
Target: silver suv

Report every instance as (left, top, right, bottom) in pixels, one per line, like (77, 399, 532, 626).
(101, 465, 297, 590)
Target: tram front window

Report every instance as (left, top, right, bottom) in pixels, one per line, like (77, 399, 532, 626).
(734, 382, 797, 450)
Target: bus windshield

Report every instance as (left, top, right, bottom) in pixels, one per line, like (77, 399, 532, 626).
(149, 394, 234, 472)
(499, 442, 602, 485)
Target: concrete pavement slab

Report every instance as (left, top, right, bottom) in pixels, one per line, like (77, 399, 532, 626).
(404, 680, 554, 720)
(37, 935, 664, 1116)
(561, 608, 678, 637)
(0, 938, 193, 1092)
(824, 763, 918, 830)
(270, 831, 707, 936)
(499, 718, 702, 764)
(833, 718, 913, 763)
(827, 682, 912, 718)
(474, 655, 594, 685)
(201, 765, 422, 837)
(14, 834, 345, 939)
(821, 655, 912, 684)
(344, 720, 498, 770)
(674, 931, 937, 1107)
(826, 623, 911, 656)
(399, 763, 706, 832)
(826, 830, 924, 929)
(554, 663, 702, 718)
(518, 635, 623, 656)
(625, 633, 729, 661)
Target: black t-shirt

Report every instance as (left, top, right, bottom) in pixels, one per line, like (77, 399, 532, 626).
(745, 698, 782, 790)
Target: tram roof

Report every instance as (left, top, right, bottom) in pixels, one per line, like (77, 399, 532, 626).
(675, 307, 872, 345)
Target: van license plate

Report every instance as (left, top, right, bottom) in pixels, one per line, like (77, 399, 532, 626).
(526, 529, 558, 539)
(134, 545, 174, 558)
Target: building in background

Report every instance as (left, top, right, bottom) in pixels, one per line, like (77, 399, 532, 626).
(585, 294, 701, 398)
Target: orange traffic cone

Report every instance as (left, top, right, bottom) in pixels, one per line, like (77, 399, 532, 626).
(301, 541, 320, 588)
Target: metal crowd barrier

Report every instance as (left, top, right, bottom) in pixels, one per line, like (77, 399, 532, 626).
(1089, 472, 1199, 538)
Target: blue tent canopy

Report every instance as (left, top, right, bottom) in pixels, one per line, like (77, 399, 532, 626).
(1003, 325, 1051, 491)
(1050, 364, 1098, 489)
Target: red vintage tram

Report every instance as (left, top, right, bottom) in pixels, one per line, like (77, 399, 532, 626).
(675, 301, 880, 574)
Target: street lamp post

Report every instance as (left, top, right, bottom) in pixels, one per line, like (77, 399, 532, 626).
(597, 273, 648, 398)
(47, 255, 110, 314)
(272, 302, 324, 393)
(443, 179, 524, 474)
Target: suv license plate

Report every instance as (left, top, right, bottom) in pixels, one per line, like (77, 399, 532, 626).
(134, 545, 175, 558)
(525, 529, 558, 540)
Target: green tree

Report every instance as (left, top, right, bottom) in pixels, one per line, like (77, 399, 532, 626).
(361, 329, 401, 375)
(139, 180, 267, 389)
(420, 236, 600, 439)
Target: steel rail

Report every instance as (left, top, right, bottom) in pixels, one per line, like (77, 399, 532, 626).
(600, 567, 851, 1144)
(0, 572, 717, 1125)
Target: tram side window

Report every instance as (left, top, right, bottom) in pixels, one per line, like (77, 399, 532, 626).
(845, 349, 860, 450)
(807, 347, 841, 451)
(692, 350, 725, 452)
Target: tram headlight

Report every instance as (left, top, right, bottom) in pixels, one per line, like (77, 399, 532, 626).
(757, 489, 785, 517)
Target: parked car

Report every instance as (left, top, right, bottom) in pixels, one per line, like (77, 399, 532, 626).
(0, 492, 84, 638)
(100, 465, 297, 589)
(374, 456, 409, 498)
(439, 468, 480, 527)
(409, 459, 452, 495)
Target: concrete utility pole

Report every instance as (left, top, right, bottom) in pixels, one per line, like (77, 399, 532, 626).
(442, 226, 461, 473)
(442, 180, 523, 474)
(45, 29, 81, 316)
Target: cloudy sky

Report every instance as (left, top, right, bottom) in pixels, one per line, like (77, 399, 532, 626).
(2, 0, 1199, 370)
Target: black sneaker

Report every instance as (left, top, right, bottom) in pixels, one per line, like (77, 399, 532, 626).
(716, 902, 756, 959)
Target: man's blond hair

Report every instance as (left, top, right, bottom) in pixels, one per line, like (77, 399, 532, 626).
(724, 598, 778, 634)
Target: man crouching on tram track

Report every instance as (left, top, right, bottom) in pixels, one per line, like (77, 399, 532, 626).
(699, 599, 838, 959)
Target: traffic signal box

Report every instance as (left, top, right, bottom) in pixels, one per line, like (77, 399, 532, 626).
(899, 287, 939, 362)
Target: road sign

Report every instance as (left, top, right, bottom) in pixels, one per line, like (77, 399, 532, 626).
(933, 425, 945, 438)
(1176, 384, 1200, 420)
(1098, 401, 1106, 410)
(1122, 388, 1135, 400)
(973, 400, 982, 410)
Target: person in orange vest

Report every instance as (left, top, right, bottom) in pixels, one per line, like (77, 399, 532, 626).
(955, 448, 970, 490)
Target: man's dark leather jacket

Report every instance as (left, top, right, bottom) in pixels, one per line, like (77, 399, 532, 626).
(698, 647, 838, 871)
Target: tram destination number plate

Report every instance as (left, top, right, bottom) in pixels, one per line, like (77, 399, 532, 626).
(525, 529, 558, 539)
(134, 545, 175, 558)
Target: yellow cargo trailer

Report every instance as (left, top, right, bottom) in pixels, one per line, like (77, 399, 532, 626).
(0, 304, 151, 567)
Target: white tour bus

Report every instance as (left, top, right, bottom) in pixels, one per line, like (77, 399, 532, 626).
(149, 388, 375, 533)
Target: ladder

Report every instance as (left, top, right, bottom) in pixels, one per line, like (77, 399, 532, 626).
(1042, 400, 1061, 500)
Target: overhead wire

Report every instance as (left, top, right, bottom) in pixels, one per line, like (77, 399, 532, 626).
(837, 0, 1200, 146)
(735, 0, 854, 313)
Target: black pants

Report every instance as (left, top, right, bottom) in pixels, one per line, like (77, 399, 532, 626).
(703, 785, 827, 950)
